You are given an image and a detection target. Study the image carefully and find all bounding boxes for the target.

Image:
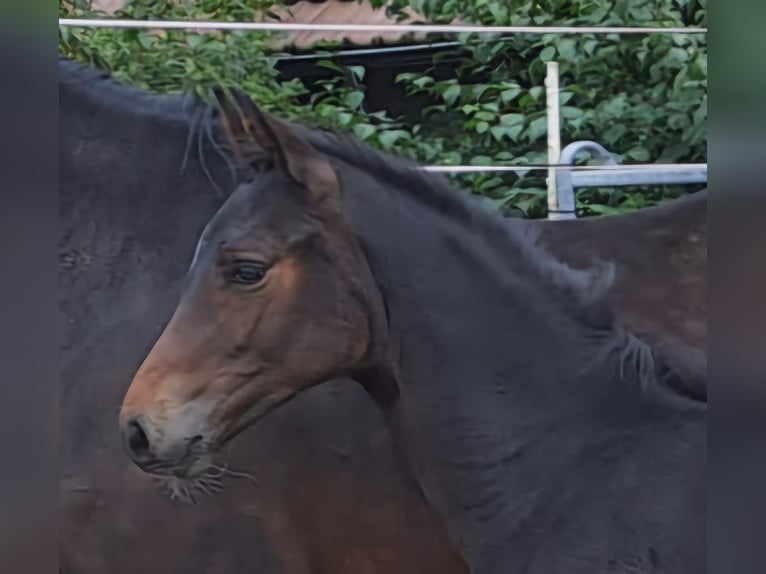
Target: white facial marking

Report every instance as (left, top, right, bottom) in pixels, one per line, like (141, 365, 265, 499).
(188, 219, 214, 272)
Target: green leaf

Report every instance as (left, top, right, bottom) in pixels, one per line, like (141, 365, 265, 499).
(470, 155, 493, 166)
(511, 197, 536, 215)
(472, 85, 491, 100)
(540, 46, 556, 61)
(518, 93, 536, 109)
(412, 76, 434, 89)
(343, 91, 364, 109)
(626, 147, 651, 162)
(559, 91, 575, 105)
(490, 124, 524, 142)
(474, 111, 496, 121)
(499, 113, 525, 127)
(137, 32, 155, 49)
(337, 112, 354, 126)
(353, 124, 376, 141)
(556, 38, 577, 61)
(476, 121, 490, 134)
(441, 84, 461, 106)
(479, 176, 504, 191)
(586, 204, 623, 215)
(379, 129, 409, 149)
(668, 113, 690, 130)
(526, 116, 548, 141)
(488, 2, 509, 22)
(667, 47, 689, 64)
(500, 86, 522, 103)
(423, 104, 447, 115)
(443, 151, 462, 165)
(693, 96, 707, 125)
(186, 35, 205, 49)
(317, 60, 344, 74)
(560, 106, 584, 120)
(658, 143, 691, 163)
(529, 86, 544, 101)
(348, 66, 365, 81)
(603, 123, 627, 144)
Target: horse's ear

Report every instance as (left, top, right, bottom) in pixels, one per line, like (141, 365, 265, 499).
(213, 87, 339, 211)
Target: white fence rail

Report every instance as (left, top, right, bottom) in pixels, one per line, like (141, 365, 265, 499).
(59, 18, 707, 35)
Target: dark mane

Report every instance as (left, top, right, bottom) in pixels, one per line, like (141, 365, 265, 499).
(300, 128, 616, 309)
(59, 57, 236, 191)
(58, 56, 199, 121)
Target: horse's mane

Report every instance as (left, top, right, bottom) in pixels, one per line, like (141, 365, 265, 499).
(292, 127, 691, 403)
(300, 127, 616, 306)
(58, 56, 235, 192)
(58, 56, 198, 120)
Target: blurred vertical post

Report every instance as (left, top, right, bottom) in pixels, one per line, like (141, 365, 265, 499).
(545, 61, 569, 220)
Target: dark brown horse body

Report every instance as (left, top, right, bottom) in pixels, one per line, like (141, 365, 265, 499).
(540, 191, 706, 354)
(61, 59, 705, 573)
(539, 191, 707, 400)
(118, 90, 705, 573)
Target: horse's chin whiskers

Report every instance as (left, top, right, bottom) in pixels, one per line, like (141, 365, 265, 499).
(153, 465, 224, 505)
(152, 459, 260, 504)
(210, 463, 260, 487)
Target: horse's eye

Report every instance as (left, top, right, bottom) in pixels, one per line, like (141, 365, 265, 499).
(228, 262, 267, 285)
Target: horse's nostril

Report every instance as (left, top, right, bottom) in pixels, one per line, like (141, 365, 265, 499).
(124, 418, 151, 459)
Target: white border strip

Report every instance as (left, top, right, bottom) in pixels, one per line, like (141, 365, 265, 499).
(58, 18, 707, 35)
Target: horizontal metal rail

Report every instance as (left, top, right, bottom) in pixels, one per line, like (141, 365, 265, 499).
(423, 164, 707, 173)
(570, 167, 707, 188)
(549, 141, 707, 220)
(58, 18, 707, 35)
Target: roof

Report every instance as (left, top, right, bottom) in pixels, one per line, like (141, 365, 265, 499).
(88, 0, 458, 49)
(263, 1, 458, 49)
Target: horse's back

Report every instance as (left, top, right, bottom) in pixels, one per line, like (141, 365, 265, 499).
(538, 190, 707, 354)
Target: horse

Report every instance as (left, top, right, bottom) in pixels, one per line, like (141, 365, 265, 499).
(60, 57, 706, 573)
(117, 87, 706, 573)
(59, 58, 467, 574)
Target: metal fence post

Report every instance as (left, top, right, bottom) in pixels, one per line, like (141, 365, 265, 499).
(545, 61, 573, 220)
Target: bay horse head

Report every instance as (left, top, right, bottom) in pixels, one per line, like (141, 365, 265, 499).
(118, 88, 390, 477)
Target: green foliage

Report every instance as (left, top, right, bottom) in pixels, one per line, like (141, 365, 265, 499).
(59, 0, 707, 218)
(59, 1, 308, 114)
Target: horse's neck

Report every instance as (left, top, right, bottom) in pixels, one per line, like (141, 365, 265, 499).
(342, 170, 640, 561)
(376, 234, 605, 468)
(344, 167, 602, 407)
(345, 165, 610, 446)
